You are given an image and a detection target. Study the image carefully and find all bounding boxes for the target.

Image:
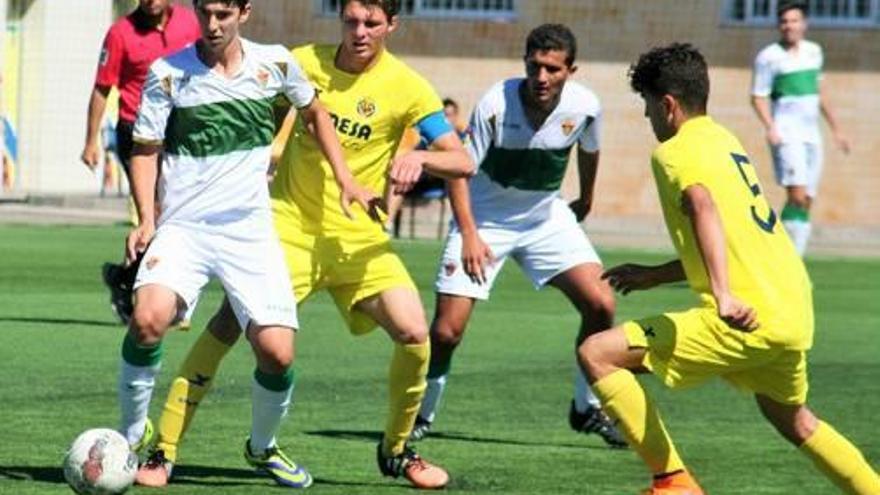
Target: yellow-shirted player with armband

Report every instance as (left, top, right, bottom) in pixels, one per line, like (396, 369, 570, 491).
(578, 43, 879, 494)
(135, 0, 474, 489)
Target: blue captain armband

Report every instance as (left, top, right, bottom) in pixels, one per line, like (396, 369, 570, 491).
(416, 111, 453, 145)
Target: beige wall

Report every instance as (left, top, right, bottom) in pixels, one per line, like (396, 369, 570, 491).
(247, 0, 880, 70)
(17, 0, 111, 194)
(244, 1, 879, 228)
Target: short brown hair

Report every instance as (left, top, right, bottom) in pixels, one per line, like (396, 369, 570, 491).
(777, 1, 808, 19)
(193, 0, 250, 9)
(339, 0, 400, 19)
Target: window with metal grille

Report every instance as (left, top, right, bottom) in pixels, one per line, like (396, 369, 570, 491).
(726, 0, 880, 27)
(320, 0, 517, 21)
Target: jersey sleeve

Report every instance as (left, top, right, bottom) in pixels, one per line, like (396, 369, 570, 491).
(280, 50, 316, 109)
(403, 74, 444, 130)
(751, 51, 774, 97)
(132, 65, 173, 145)
(578, 108, 602, 153)
(95, 27, 124, 88)
(466, 95, 496, 168)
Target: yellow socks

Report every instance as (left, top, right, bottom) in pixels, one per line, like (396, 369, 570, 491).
(156, 331, 233, 462)
(593, 369, 685, 475)
(382, 342, 429, 456)
(800, 421, 880, 494)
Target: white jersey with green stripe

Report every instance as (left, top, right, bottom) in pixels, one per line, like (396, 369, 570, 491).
(466, 78, 601, 228)
(752, 40, 823, 144)
(133, 38, 315, 227)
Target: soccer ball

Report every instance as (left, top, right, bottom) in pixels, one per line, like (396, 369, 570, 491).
(62, 428, 137, 494)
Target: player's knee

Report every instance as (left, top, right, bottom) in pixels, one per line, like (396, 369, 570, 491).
(431, 317, 466, 349)
(130, 307, 169, 346)
(774, 407, 818, 445)
(791, 409, 819, 443)
(577, 334, 610, 381)
(787, 194, 810, 210)
(393, 321, 429, 345)
(256, 345, 293, 373)
(758, 398, 818, 445)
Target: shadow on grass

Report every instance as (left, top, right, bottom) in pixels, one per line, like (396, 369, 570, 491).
(305, 429, 611, 451)
(174, 466, 410, 489)
(0, 466, 65, 484)
(0, 464, 390, 490)
(0, 316, 120, 327)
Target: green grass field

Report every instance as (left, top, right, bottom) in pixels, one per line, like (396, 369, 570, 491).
(0, 224, 878, 494)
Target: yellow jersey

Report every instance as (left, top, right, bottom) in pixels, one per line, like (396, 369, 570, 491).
(271, 44, 444, 238)
(651, 116, 813, 350)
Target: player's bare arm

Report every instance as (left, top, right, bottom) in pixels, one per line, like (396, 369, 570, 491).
(602, 260, 685, 295)
(299, 98, 380, 220)
(750, 95, 781, 146)
(81, 85, 112, 169)
(388, 132, 474, 194)
(447, 176, 493, 285)
(682, 184, 758, 331)
(569, 148, 599, 222)
(125, 142, 161, 264)
(818, 81, 851, 154)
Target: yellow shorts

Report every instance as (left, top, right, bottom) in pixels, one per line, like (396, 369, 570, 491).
(278, 228, 416, 335)
(622, 307, 809, 405)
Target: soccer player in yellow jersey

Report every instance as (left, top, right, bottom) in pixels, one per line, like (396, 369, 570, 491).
(137, 0, 473, 489)
(578, 43, 879, 494)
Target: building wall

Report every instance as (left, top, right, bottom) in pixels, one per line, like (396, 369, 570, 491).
(17, 0, 110, 194)
(243, 0, 880, 228)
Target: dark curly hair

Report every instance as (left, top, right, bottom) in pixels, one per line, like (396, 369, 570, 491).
(340, 0, 401, 19)
(525, 24, 577, 67)
(628, 43, 709, 114)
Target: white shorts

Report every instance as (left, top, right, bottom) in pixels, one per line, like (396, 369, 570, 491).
(435, 199, 601, 300)
(771, 141, 823, 197)
(134, 221, 298, 331)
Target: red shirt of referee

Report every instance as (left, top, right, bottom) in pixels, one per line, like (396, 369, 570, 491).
(81, 0, 199, 177)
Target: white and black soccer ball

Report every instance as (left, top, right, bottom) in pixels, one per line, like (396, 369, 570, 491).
(62, 428, 137, 494)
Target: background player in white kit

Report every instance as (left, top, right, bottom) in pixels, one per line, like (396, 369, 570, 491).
(412, 24, 625, 447)
(751, 1, 851, 255)
(118, 0, 374, 488)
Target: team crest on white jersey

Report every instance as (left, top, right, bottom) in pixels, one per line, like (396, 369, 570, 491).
(257, 69, 270, 88)
(357, 97, 377, 118)
(561, 119, 575, 136)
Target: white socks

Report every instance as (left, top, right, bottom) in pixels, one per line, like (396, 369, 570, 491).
(249, 378, 293, 453)
(119, 360, 161, 445)
(783, 219, 812, 256)
(574, 365, 601, 412)
(419, 374, 448, 423)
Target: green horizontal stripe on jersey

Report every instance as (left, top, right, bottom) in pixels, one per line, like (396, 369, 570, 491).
(771, 69, 820, 100)
(165, 97, 275, 157)
(481, 145, 571, 191)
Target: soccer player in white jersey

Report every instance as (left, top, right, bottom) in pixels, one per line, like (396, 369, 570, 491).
(413, 24, 625, 448)
(751, 1, 851, 255)
(119, 0, 373, 488)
